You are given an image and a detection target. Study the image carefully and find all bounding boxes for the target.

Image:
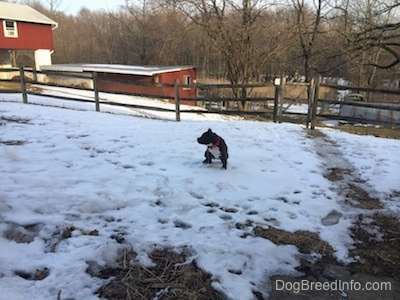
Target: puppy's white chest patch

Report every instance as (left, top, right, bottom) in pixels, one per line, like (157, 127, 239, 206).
(208, 146, 221, 158)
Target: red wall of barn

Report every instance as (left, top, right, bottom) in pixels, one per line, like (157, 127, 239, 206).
(97, 69, 197, 105)
(158, 69, 197, 104)
(0, 21, 54, 50)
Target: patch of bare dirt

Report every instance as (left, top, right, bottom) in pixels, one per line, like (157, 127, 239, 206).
(345, 183, 383, 209)
(263, 214, 399, 278)
(95, 249, 225, 300)
(350, 213, 400, 279)
(267, 212, 400, 300)
(15, 268, 50, 281)
(329, 124, 400, 140)
(324, 167, 352, 182)
(253, 213, 400, 282)
(253, 227, 335, 260)
(0, 116, 31, 124)
(0, 140, 26, 145)
(324, 167, 383, 210)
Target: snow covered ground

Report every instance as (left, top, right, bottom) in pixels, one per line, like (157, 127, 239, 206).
(0, 91, 399, 300)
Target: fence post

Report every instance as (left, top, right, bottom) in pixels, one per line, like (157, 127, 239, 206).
(92, 71, 100, 112)
(19, 65, 28, 104)
(273, 78, 279, 122)
(174, 79, 180, 122)
(33, 67, 38, 83)
(278, 75, 286, 121)
(306, 78, 315, 128)
(273, 75, 285, 123)
(310, 76, 320, 129)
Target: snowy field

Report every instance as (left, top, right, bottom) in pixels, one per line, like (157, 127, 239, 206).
(0, 91, 399, 300)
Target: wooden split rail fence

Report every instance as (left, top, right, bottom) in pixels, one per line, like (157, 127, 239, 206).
(1, 66, 399, 127)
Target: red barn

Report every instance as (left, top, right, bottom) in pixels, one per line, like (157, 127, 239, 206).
(84, 64, 197, 104)
(0, 2, 57, 69)
(42, 64, 198, 105)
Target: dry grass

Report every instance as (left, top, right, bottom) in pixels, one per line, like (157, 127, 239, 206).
(327, 124, 400, 139)
(253, 227, 335, 259)
(0, 81, 20, 91)
(197, 77, 333, 100)
(351, 213, 400, 279)
(96, 249, 225, 300)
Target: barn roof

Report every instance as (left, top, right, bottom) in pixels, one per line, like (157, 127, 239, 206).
(0, 2, 58, 28)
(83, 64, 194, 76)
(41, 64, 195, 76)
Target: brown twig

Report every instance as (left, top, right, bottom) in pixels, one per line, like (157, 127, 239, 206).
(374, 251, 392, 263)
(122, 281, 147, 300)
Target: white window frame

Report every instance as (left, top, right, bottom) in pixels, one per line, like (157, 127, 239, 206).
(3, 20, 18, 38)
(182, 75, 191, 90)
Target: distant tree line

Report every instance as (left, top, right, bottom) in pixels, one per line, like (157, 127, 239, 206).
(9, 0, 400, 89)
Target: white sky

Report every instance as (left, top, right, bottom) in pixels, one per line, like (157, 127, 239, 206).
(56, 0, 124, 15)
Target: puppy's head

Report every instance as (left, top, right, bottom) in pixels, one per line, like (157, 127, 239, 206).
(197, 129, 217, 146)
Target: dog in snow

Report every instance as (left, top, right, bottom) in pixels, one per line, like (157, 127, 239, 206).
(197, 129, 229, 169)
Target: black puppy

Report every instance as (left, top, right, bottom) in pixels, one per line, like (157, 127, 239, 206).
(197, 129, 229, 169)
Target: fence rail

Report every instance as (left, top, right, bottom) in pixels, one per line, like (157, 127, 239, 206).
(0, 67, 399, 127)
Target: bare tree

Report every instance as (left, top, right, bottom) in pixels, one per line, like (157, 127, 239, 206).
(353, 0, 400, 69)
(335, 0, 400, 86)
(43, 0, 62, 12)
(170, 0, 280, 110)
(287, 0, 332, 82)
(120, 0, 160, 65)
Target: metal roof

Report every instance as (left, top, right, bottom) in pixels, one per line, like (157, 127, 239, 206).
(0, 2, 58, 28)
(82, 64, 194, 75)
(41, 64, 195, 76)
(40, 64, 84, 73)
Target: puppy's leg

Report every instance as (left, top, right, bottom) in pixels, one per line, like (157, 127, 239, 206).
(203, 150, 213, 164)
(221, 158, 227, 169)
(219, 142, 228, 169)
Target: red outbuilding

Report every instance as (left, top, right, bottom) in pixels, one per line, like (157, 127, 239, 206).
(0, 1, 57, 69)
(41, 64, 198, 105)
(85, 64, 197, 104)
